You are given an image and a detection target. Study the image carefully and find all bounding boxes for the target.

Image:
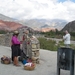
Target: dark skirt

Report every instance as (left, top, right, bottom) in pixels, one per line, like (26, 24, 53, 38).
(11, 44, 21, 61)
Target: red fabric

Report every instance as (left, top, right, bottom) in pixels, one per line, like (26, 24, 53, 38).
(27, 59, 32, 62)
(22, 35, 25, 41)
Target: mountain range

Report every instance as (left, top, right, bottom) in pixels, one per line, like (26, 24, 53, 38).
(0, 13, 70, 32)
(18, 19, 68, 31)
(0, 14, 15, 21)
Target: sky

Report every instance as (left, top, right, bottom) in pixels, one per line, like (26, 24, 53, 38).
(0, 0, 75, 22)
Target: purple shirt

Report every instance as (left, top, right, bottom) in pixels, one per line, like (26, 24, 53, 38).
(11, 35, 20, 45)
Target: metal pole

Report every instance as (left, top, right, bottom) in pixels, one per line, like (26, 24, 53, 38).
(57, 49, 60, 75)
(70, 50, 74, 75)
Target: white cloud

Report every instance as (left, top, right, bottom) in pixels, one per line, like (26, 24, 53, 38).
(0, 0, 75, 21)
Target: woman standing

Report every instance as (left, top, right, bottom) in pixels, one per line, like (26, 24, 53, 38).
(22, 30, 32, 58)
(11, 31, 21, 66)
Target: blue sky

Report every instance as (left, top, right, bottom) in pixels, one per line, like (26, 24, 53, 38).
(58, 0, 75, 2)
(0, 0, 75, 22)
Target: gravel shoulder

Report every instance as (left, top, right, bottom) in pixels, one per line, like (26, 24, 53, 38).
(0, 46, 70, 75)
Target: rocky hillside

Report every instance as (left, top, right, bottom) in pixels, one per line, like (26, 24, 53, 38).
(0, 20, 23, 31)
(61, 20, 75, 32)
(0, 14, 24, 31)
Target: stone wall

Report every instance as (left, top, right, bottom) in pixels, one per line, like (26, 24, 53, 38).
(0, 33, 23, 47)
(0, 33, 12, 47)
(0, 34, 5, 46)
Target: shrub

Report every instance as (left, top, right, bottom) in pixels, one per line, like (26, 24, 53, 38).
(0, 30, 7, 34)
(38, 37, 75, 51)
(38, 37, 59, 51)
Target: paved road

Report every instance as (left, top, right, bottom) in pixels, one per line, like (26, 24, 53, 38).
(0, 45, 71, 75)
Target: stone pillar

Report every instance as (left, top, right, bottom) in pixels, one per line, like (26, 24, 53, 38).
(31, 37, 40, 64)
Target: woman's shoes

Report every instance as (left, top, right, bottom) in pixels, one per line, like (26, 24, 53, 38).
(14, 64, 21, 67)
